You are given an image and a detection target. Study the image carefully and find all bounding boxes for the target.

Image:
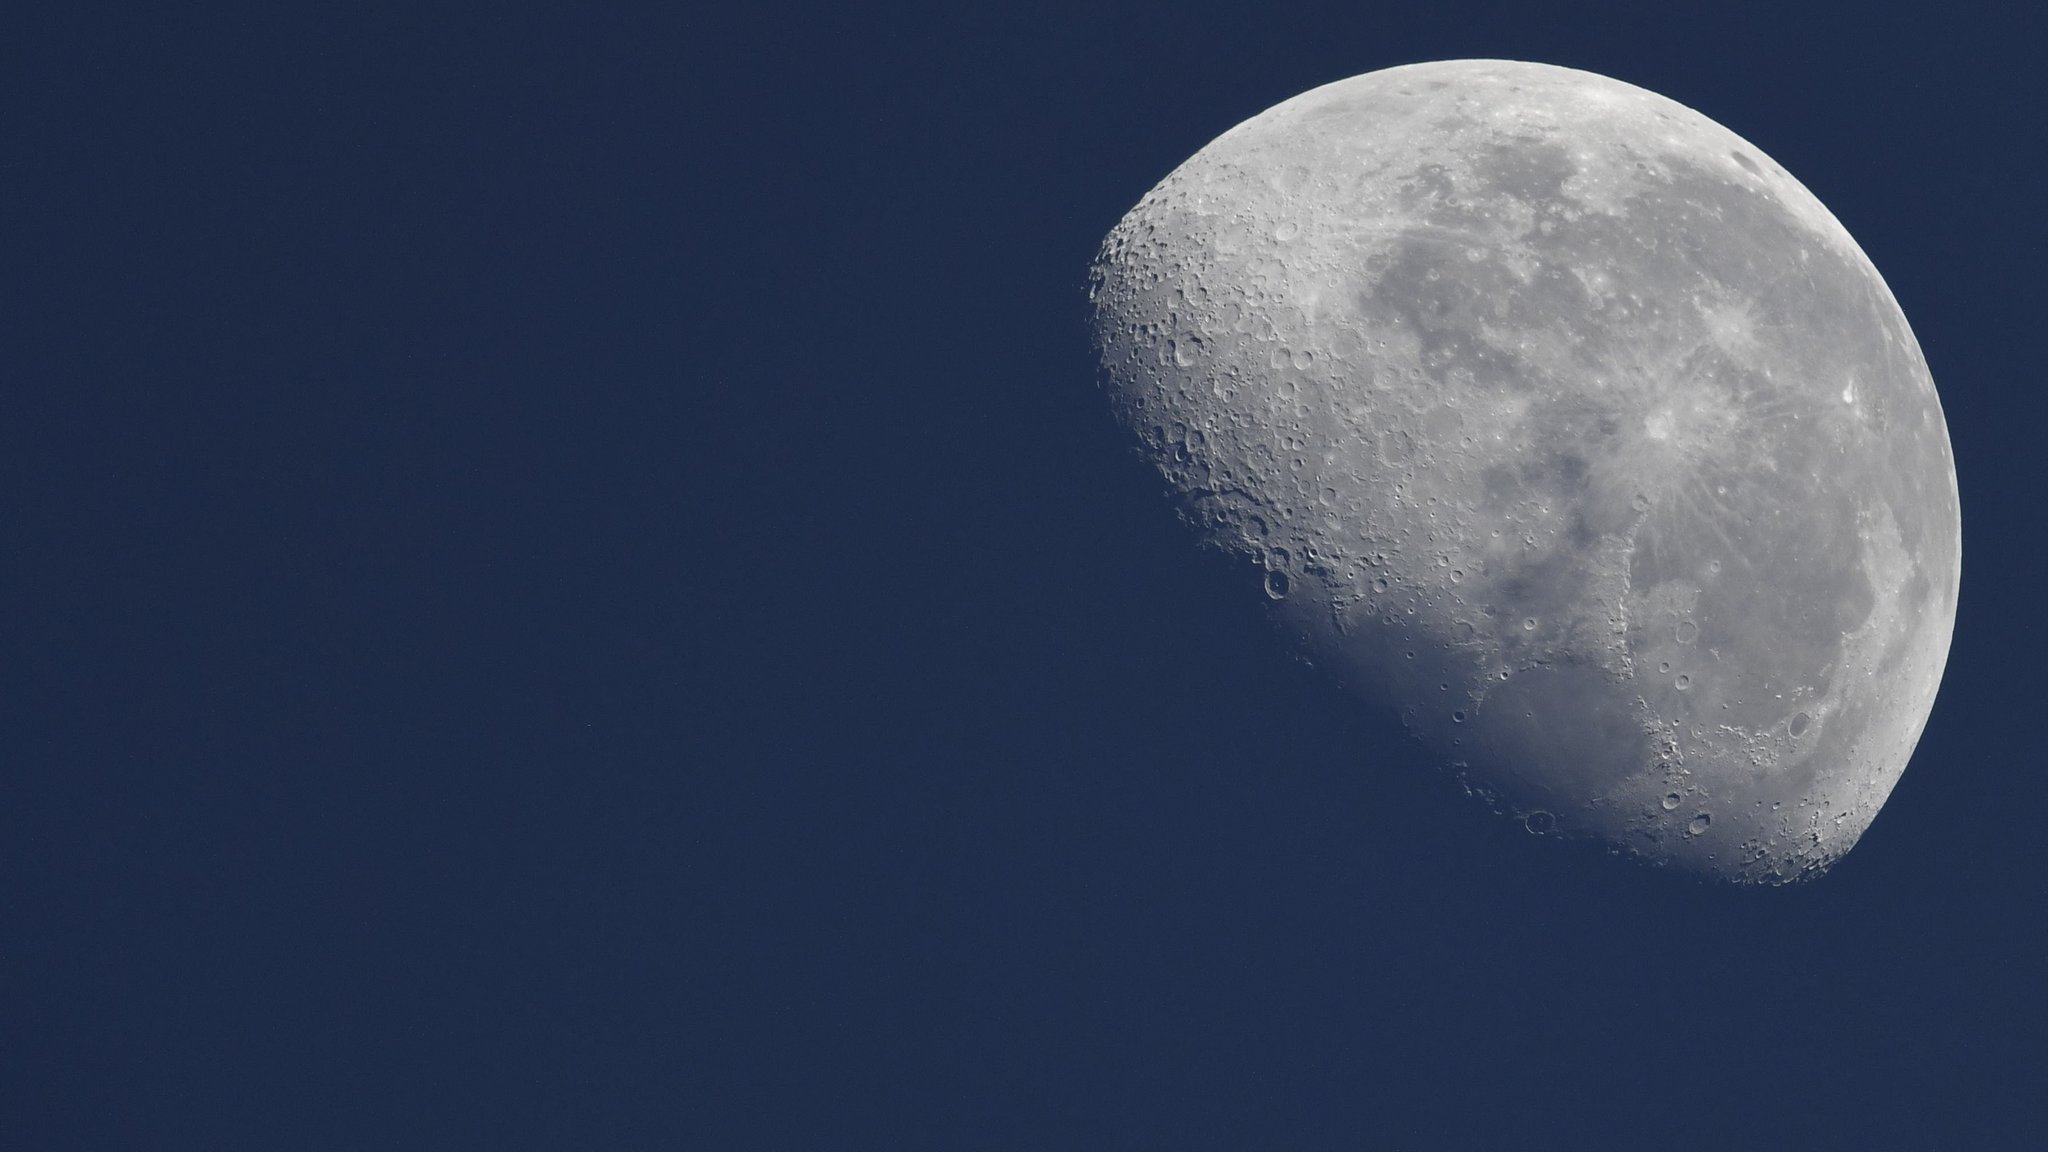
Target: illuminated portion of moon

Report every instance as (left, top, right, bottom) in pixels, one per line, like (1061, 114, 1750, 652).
(1089, 60, 1959, 883)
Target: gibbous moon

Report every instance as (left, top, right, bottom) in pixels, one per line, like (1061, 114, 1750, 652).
(1089, 60, 1959, 883)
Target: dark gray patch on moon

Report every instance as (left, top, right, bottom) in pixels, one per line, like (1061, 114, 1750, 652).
(1089, 60, 1959, 884)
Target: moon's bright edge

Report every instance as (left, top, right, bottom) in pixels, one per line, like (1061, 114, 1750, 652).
(1088, 60, 1959, 884)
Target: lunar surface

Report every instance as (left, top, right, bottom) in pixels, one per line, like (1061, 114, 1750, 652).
(1088, 60, 1959, 883)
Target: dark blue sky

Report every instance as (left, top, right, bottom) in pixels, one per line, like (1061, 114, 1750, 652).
(3, 3, 2039, 1147)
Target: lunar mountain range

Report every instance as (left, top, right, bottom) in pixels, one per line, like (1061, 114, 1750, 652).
(1088, 60, 1959, 883)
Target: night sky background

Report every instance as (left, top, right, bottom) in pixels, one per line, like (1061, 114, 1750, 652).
(4, 3, 2042, 1147)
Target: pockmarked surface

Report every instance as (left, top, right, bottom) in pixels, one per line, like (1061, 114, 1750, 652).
(1089, 60, 1959, 883)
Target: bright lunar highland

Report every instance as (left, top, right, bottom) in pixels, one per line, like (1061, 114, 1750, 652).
(1089, 60, 1959, 883)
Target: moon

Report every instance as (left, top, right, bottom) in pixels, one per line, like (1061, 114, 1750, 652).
(1088, 60, 1959, 883)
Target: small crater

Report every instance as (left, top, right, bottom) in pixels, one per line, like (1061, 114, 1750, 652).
(1730, 150, 1762, 176)
(1658, 661, 1670, 674)
(1373, 577, 1390, 593)
(1452, 710, 1467, 724)
(1524, 810, 1556, 835)
(1675, 675, 1691, 691)
(1790, 712, 1811, 737)
(1662, 793, 1681, 811)
(1675, 620, 1699, 643)
(1686, 813, 1712, 836)
(1263, 570, 1290, 599)
(1522, 617, 1537, 631)
(1274, 220, 1300, 242)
